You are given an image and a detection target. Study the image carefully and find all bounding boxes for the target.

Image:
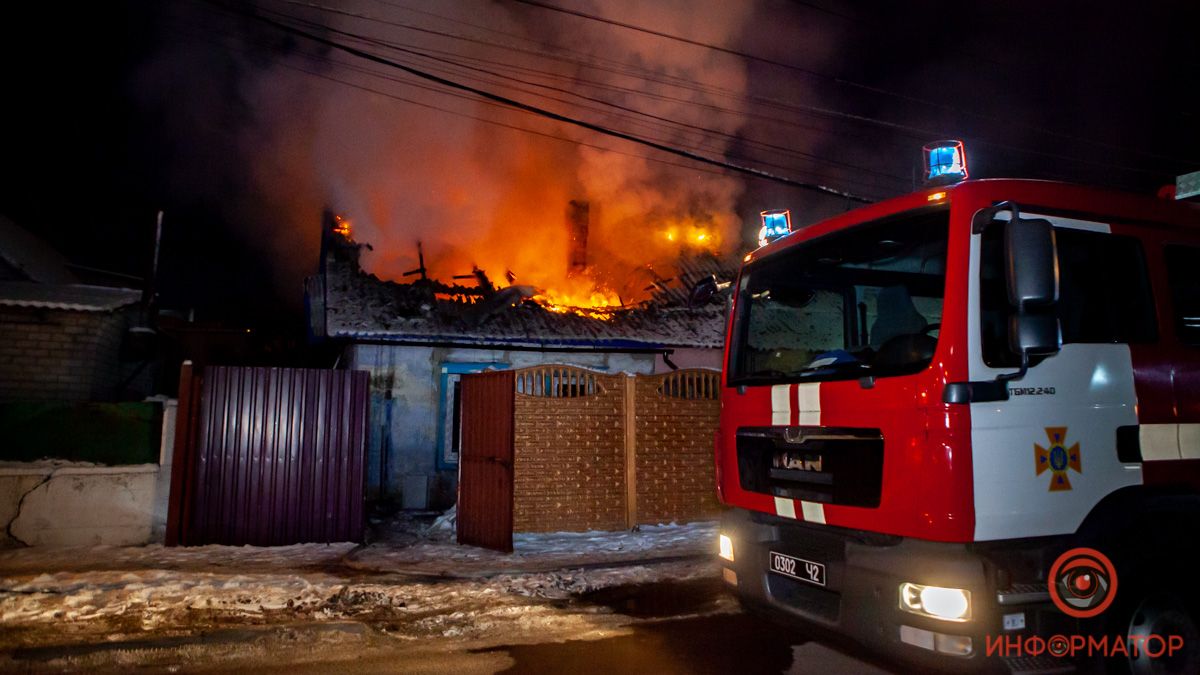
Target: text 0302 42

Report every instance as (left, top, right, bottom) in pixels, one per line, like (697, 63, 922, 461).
(769, 551, 826, 587)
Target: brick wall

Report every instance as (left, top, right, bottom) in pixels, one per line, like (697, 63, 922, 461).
(0, 306, 128, 402)
(512, 371, 627, 532)
(634, 372, 722, 526)
(505, 367, 721, 533)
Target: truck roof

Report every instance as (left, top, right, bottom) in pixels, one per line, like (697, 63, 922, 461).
(749, 178, 1200, 264)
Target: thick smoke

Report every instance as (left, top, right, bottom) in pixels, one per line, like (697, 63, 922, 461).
(148, 0, 757, 307)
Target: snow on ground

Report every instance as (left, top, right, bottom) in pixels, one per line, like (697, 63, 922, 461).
(0, 519, 725, 653)
(348, 520, 719, 576)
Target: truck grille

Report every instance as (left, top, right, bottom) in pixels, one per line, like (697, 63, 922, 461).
(766, 574, 841, 622)
(736, 426, 883, 508)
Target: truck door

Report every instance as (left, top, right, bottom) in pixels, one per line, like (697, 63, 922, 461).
(967, 213, 1153, 540)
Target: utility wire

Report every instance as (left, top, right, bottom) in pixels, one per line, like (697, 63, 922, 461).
(167, 11, 894, 197)
(207, 1, 874, 202)
(512, 0, 1199, 166)
(284, 0, 1171, 179)
(319, 23, 911, 182)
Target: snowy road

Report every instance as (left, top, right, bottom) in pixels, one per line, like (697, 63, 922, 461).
(0, 520, 894, 673)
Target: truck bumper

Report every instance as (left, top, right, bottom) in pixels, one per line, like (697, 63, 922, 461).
(719, 509, 1041, 673)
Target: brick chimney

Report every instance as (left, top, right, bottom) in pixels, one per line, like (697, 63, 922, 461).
(566, 200, 588, 275)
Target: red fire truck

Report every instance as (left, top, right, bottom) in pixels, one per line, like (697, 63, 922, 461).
(712, 175, 1200, 673)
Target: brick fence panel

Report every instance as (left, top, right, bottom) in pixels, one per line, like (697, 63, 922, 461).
(634, 370, 722, 525)
(512, 368, 627, 532)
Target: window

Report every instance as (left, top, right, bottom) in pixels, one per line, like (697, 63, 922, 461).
(728, 208, 948, 385)
(981, 225, 1157, 367)
(1165, 245, 1200, 346)
(437, 362, 508, 469)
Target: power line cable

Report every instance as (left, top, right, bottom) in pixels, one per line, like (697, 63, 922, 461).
(206, 0, 874, 202)
(282, 0, 1172, 179)
(164, 15, 893, 198)
(513, 0, 1199, 166)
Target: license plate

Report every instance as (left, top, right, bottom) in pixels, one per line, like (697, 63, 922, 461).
(769, 550, 826, 587)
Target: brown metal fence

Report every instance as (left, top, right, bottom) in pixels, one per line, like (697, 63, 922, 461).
(166, 364, 369, 546)
(457, 370, 515, 552)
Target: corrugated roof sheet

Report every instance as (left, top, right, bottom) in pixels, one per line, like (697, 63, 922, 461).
(322, 254, 738, 349)
(0, 282, 142, 312)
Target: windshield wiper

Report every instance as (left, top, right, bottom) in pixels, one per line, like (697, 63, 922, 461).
(793, 361, 871, 378)
(744, 368, 791, 379)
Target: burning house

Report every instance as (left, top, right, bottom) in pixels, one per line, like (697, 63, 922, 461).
(307, 208, 736, 510)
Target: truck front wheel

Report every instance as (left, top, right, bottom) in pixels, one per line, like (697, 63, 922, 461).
(1100, 550, 1200, 675)
(1121, 591, 1200, 675)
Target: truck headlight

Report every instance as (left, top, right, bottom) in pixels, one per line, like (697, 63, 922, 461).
(899, 583, 971, 622)
(718, 534, 735, 562)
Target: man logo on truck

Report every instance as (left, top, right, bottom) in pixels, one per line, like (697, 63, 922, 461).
(1036, 427, 1081, 491)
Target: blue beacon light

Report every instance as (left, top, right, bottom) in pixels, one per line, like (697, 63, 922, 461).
(923, 140, 968, 185)
(758, 209, 792, 248)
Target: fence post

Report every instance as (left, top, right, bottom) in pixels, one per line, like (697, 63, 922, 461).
(165, 361, 198, 546)
(623, 374, 638, 529)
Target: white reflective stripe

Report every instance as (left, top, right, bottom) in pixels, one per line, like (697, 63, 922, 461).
(774, 496, 796, 519)
(771, 385, 791, 425)
(1140, 424, 1181, 461)
(796, 383, 821, 426)
(1181, 424, 1200, 460)
(800, 500, 826, 524)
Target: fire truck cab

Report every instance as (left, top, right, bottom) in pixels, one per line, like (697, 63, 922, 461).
(714, 178, 1200, 673)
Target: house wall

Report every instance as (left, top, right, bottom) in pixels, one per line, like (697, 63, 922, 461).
(0, 306, 129, 402)
(654, 347, 722, 373)
(346, 343, 657, 510)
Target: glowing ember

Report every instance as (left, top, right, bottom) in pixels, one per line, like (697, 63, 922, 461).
(533, 284, 623, 320)
(332, 214, 352, 239)
(660, 223, 721, 251)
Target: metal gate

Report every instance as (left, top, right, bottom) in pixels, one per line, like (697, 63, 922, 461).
(166, 364, 369, 546)
(457, 370, 515, 552)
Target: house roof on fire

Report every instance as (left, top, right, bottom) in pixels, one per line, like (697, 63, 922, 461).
(317, 249, 738, 350)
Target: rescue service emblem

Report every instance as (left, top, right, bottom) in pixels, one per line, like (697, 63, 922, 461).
(1036, 427, 1081, 491)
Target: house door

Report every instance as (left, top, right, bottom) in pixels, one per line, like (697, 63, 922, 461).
(457, 370, 515, 552)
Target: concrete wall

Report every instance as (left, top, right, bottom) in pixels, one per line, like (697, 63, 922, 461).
(0, 400, 176, 548)
(0, 306, 131, 402)
(347, 343, 658, 510)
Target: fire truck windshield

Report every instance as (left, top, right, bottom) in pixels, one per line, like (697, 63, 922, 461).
(728, 208, 949, 385)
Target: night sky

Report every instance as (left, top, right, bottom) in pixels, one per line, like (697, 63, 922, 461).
(2, 0, 1197, 334)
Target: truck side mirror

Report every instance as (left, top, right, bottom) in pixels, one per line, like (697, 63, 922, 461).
(1004, 216, 1059, 309)
(688, 274, 731, 309)
(1003, 210, 1060, 365)
(1008, 313, 1060, 356)
(1004, 214, 1061, 359)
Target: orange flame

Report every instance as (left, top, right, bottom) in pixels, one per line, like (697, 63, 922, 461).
(527, 274, 623, 319)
